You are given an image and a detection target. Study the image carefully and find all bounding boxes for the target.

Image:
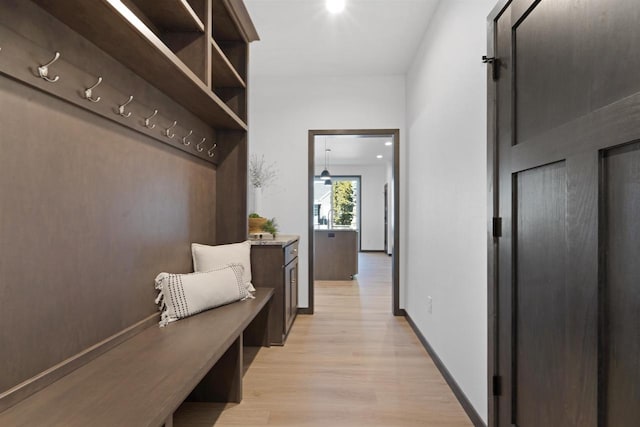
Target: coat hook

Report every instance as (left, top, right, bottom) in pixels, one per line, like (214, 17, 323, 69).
(144, 109, 158, 129)
(164, 121, 177, 138)
(38, 51, 61, 82)
(182, 130, 193, 146)
(196, 137, 206, 152)
(116, 95, 133, 118)
(84, 76, 102, 103)
(207, 143, 217, 158)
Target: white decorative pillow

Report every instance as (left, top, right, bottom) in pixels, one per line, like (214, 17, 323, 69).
(191, 241, 255, 292)
(154, 264, 250, 327)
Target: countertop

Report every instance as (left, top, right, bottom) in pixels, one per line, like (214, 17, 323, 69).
(314, 229, 358, 232)
(249, 234, 299, 246)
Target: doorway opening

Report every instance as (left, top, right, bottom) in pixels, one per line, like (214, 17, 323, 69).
(314, 175, 362, 249)
(307, 129, 401, 315)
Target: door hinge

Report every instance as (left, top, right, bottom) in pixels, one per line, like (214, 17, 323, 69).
(492, 217, 502, 238)
(482, 55, 500, 81)
(492, 375, 502, 396)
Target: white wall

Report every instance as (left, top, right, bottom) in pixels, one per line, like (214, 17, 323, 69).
(248, 74, 405, 308)
(315, 164, 388, 251)
(405, 0, 493, 422)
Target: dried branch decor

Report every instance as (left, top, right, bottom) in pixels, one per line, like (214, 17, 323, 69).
(249, 154, 278, 189)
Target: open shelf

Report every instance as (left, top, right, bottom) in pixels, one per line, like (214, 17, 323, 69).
(34, 0, 246, 130)
(217, 40, 247, 83)
(165, 33, 209, 83)
(123, 0, 209, 83)
(215, 87, 246, 122)
(128, 0, 205, 32)
(212, 0, 259, 43)
(211, 37, 246, 88)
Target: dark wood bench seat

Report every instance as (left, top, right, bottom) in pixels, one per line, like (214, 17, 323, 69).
(0, 288, 274, 427)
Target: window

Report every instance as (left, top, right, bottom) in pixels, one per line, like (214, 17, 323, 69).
(313, 176, 360, 231)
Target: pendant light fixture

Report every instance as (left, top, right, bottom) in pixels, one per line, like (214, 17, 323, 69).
(320, 137, 331, 181)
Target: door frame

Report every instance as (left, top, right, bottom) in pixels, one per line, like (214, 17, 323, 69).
(306, 129, 402, 316)
(487, 1, 511, 426)
(384, 183, 389, 254)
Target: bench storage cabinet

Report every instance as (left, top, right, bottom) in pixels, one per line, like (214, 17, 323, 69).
(251, 236, 300, 345)
(0, 289, 273, 427)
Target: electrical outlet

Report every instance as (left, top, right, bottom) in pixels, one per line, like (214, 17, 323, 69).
(427, 296, 433, 314)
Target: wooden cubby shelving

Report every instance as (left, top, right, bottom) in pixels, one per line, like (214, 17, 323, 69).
(30, 0, 258, 244)
(33, 0, 258, 130)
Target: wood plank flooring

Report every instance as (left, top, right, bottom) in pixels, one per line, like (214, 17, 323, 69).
(174, 253, 472, 426)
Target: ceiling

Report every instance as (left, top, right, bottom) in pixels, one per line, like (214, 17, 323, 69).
(244, 0, 440, 76)
(314, 135, 393, 167)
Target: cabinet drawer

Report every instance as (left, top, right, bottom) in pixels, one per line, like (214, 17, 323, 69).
(284, 240, 299, 266)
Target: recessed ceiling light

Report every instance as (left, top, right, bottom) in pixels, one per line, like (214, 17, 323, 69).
(385, 141, 392, 146)
(326, 0, 345, 14)
(376, 155, 383, 159)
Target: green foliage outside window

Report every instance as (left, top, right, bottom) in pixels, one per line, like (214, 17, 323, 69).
(333, 181, 354, 226)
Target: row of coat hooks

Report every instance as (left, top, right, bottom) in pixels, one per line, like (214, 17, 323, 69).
(36, 51, 217, 158)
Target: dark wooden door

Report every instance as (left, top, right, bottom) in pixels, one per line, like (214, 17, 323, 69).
(488, 1, 640, 426)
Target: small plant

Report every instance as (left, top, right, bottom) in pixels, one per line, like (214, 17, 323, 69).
(248, 213, 262, 218)
(262, 218, 278, 236)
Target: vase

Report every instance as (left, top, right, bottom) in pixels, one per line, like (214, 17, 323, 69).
(253, 187, 263, 215)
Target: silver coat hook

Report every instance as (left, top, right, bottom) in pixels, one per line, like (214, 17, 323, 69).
(84, 76, 102, 103)
(182, 130, 193, 146)
(164, 121, 177, 138)
(116, 95, 133, 118)
(207, 143, 217, 158)
(144, 109, 158, 129)
(196, 137, 206, 152)
(38, 51, 61, 82)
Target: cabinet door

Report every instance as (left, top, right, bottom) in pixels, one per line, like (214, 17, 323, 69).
(290, 259, 298, 321)
(284, 260, 297, 333)
(251, 245, 285, 345)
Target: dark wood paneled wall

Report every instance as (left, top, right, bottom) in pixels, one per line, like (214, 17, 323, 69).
(215, 130, 247, 244)
(515, 162, 585, 426)
(604, 143, 640, 426)
(0, 2, 218, 397)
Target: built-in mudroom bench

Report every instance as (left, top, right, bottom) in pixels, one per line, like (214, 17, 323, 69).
(0, 0, 261, 425)
(0, 288, 273, 427)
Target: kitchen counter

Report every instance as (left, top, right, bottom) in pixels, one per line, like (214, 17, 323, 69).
(314, 229, 358, 280)
(249, 234, 299, 246)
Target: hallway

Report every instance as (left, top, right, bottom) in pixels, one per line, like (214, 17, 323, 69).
(175, 253, 471, 426)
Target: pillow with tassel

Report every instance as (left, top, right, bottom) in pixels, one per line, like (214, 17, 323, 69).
(154, 263, 252, 327)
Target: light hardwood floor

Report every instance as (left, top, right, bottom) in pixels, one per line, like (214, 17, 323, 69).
(174, 253, 472, 426)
